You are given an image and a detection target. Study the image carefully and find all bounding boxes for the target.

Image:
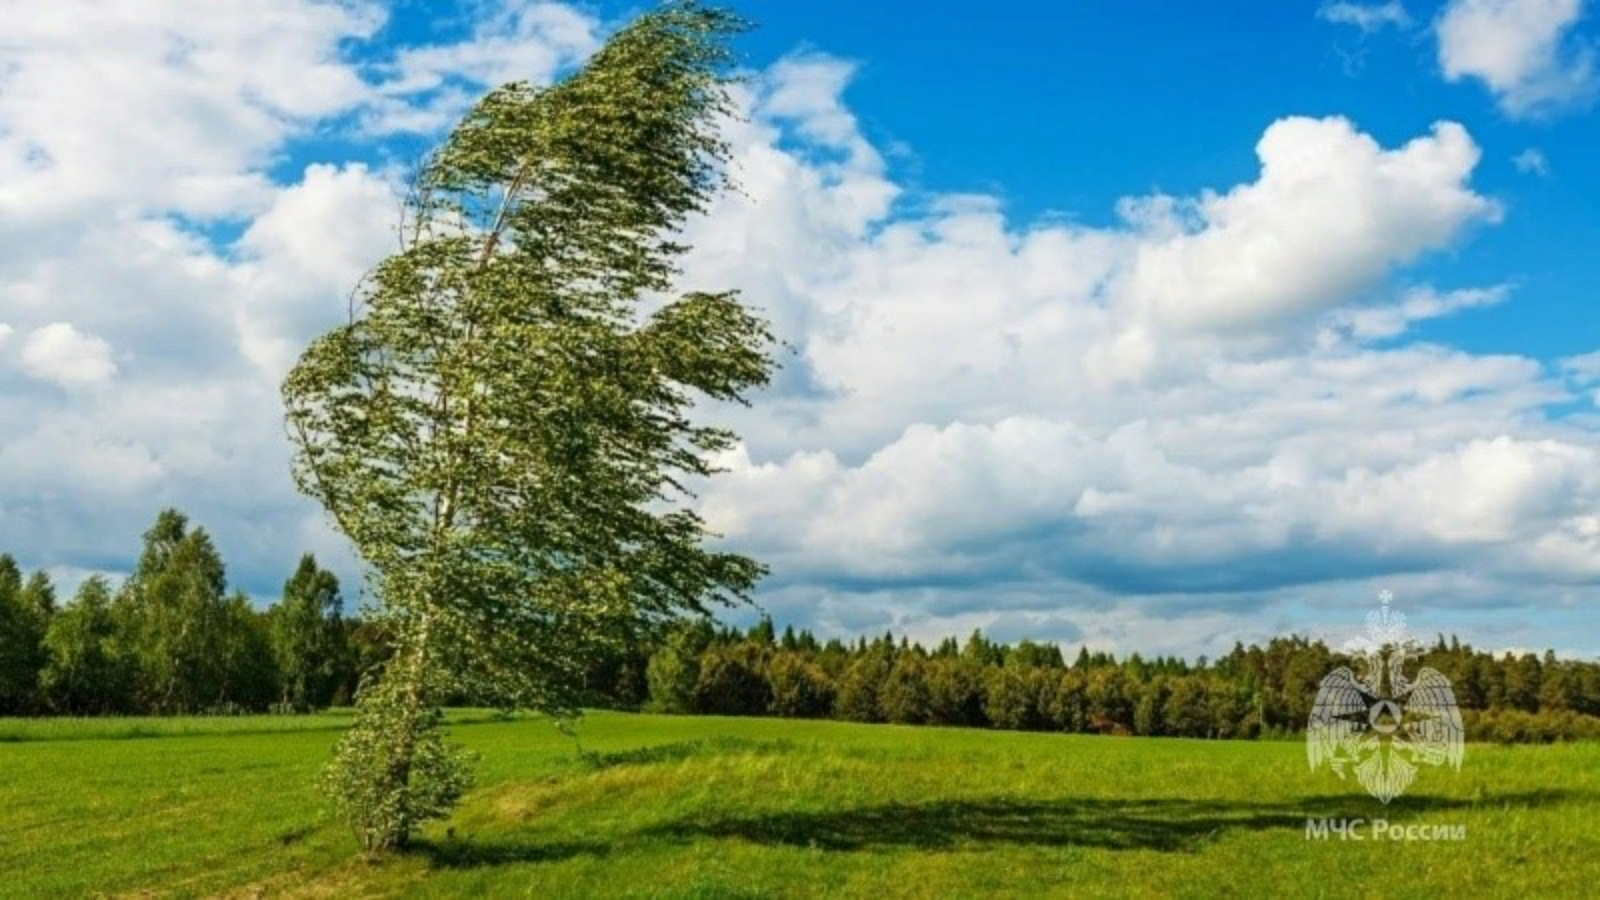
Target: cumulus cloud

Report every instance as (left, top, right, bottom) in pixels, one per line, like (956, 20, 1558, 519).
(1320, 1, 1415, 32)
(1437, 0, 1597, 117)
(18, 323, 117, 388)
(0, 0, 383, 221)
(232, 163, 401, 378)
(1120, 118, 1498, 339)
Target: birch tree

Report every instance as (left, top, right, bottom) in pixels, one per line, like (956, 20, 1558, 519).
(282, 2, 773, 853)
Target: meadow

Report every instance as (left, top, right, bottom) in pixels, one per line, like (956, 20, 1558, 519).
(2, 711, 1596, 899)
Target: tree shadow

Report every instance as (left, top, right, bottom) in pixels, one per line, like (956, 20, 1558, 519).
(411, 835, 610, 869)
(579, 736, 796, 770)
(640, 789, 1588, 854)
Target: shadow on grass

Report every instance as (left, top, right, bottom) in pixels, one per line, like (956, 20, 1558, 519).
(579, 736, 796, 770)
(412, 835, 611, 869)
(637, 789, 1589, 854)
(409, 788, 1592, 867)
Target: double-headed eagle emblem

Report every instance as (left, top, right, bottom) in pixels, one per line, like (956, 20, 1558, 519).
(1307, 591, 1464, 803)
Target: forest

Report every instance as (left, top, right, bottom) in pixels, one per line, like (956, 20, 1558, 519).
(3, 506, 1597, 745)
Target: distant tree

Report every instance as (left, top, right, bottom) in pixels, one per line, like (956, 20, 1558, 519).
(984, 666, 1047, 731)
(1045, 669, 1088, 732)
(1133, 677, 1169, 737)
(961, 629, 1004, 667)
(925, 657, 987, 727)
(647, 622, 713, 714)
(694, 643, 770, 715)
(1206, 679, 1255, 739)
(19, 571, 57, 622)
(270, 555, 346, 711)
(40, 576, 133, 714)
(767, 652, 833, 718)
(218, 593, 280, 711)
(1505, 653, 1543, 713)
(0, 556, 49, 714)
(1010, 640, 1065, 669)
(1086, 668, 1133, 732)
(835, 654, 890, 722)
(117, 510, 233, 713)
(747, 615, 776, 646)
(1162, 676, 1211, 738)
(878, 654, 931, 724)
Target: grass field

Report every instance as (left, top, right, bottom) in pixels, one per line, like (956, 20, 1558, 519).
(2, 711, 1597, 898)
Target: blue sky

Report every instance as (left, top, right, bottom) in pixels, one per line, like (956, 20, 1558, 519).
(2, 0, 1599, 659)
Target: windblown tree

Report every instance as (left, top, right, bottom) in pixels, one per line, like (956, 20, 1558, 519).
(282, 2, 774, 853)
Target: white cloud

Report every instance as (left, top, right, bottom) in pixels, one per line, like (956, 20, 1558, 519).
(361, 0, 599, 134)
(1323, 285, 1509, 340)
(1437, 0, 1597, 117)
(1120, 118, 1498, 340)
(1320, 1, 1414, 32)
(0, 0, 384, 221)
(18, 323, 118, 388)
(1514, 146, 1552, 175)
(232, 162, 401, 378)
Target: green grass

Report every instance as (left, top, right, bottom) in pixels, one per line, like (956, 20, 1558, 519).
(2, 712, 1596, 898)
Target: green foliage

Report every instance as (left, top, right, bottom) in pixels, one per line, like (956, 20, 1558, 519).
(878, 654, 931, 725)
(627, 623, 1600, 744)
(1044, 669, 1088, 732)
(40, 577, 133, 714)
(766, 651, 834, 718)
(0, 556, 49, 714)
(219, 592, 281, 712)
(834, 654, 889, 723)
(694, 643, 771, 716)
(984, 665, 1048, 731)
(117, 511, 233, 712)
(281, 2, 773, 851)
(322, 678, 476, 854)
(645, 640, 701, 715)
(4, 509, 355, 718)
(925, 657, 988, 727)
(270, 555, 346, 712)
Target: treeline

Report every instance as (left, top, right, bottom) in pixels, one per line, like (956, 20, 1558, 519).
(7, 509, 1600, 744)
(0, 509, 373, 715)
(577, 618, 1600, 744)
